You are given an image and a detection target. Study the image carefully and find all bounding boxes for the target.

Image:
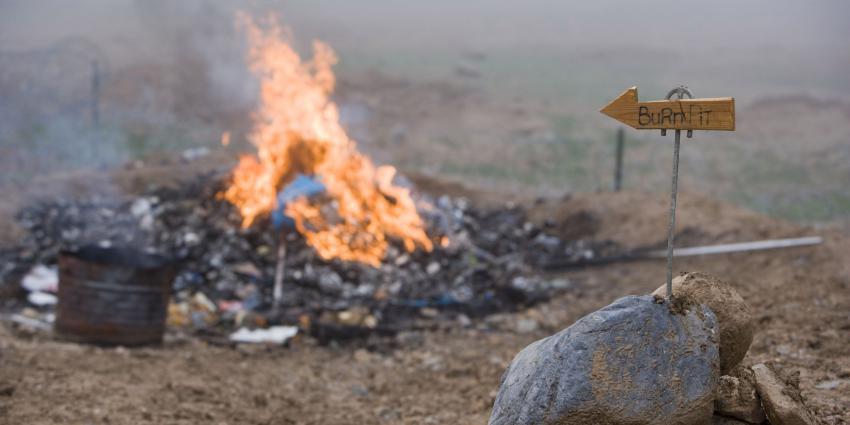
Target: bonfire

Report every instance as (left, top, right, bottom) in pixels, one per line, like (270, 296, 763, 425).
(221, 15, 433, 267)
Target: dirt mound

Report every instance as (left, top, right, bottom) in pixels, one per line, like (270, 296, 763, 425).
(652, 272, 754, 375)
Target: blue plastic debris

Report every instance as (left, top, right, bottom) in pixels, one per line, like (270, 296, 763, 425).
(271, 174, 326, 229)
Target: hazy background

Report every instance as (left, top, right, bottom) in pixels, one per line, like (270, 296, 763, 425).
(1, 0, 849, 224)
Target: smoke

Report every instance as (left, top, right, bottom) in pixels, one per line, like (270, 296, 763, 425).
(0, 0, 261, 184)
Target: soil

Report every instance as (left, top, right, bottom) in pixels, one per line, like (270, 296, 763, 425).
(1, 170, 849, 424)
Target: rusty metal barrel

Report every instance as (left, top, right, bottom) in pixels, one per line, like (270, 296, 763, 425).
(55, 246, 176, 345)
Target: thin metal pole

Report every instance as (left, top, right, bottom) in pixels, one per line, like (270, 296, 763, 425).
(614, 127, 624, 191)
(665, 129, 681, 299)
(91, 60, 100, 127)
(647, 236, 823, 258)
(273, 230, 287, 311)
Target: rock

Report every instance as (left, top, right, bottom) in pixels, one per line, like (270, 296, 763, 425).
(751, 363, 817, 425)
(715, 369, 765, 423)
(0, 384, 15, 397)
(514, 318, 539, 334)
(489, 295, 719, 425)
(814, 379, 843, 390)
(652, 272, 753, 374)
(711, 415, 752, 424)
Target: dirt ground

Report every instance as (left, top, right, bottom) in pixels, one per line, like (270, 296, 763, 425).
(1, 172, 848, 424)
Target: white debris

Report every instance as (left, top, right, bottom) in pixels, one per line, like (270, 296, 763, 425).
(815, 379, 844, 390)
(140, 213, 155, 230)
(131, 198, 155, 230)
(21, 265, 58, 293)
(192, 292, 217, 312)
(27, 291, 57, 306)
(181, 146, 210, 161)
(130, 198, 152, 217)
(7, 314, 52, 331)
(183, 232, 200, 245)
(229, 326, 298, 345)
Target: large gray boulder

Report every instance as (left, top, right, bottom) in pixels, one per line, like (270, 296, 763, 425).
(489, 295, 719, 425)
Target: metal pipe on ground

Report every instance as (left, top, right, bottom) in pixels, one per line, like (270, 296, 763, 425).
(542, 236, 823, 270)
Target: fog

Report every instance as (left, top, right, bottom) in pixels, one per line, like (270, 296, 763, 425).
(1, 0, 849, 220)
(3, 0, 848, 97)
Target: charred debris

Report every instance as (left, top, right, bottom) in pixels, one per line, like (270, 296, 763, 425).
(1, 175, 619, 344)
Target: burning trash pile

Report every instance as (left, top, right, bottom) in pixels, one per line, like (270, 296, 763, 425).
(0, 16, 617, 344)
(5, 182, 615, 343)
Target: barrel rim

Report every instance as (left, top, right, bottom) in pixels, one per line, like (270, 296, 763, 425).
(59, 245, 174, 270)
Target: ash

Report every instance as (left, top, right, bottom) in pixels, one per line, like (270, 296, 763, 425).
(2, 176, 618, 340)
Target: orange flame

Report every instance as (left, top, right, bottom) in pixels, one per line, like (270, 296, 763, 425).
(221, 15, 432, 267)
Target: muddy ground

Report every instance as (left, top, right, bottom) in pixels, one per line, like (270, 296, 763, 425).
(0, 170, 848, 424)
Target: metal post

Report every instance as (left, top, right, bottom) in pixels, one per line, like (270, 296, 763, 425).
(614, 127, 624, 191)
(273, 230, 287, 311)
(91, 60, 100, 127)
(665, 129, 680, 299)
(662, 85, 693, 301)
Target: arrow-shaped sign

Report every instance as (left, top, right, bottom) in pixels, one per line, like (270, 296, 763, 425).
(601, 86, 735, 131)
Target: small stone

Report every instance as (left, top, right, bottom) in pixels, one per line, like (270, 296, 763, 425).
(421, 352, 444, 371)
(815, 379, 843, 390)
(318, 271, 344, 294)
(253, 394, 268, 407)
(514, 318, 538, 334)
(715, 374, 765, 423)
(751, 363, 817, 425)
(426, 262, 441, 275)
(775, 344, 791, 356)
(351, 383, 369, 397)
(396, 331, 424, 347)
(0, 384, 15, 397)
(353, 349, 372, 363)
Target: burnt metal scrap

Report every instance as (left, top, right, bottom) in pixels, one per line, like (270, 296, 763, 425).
(0, 176, 618, 341)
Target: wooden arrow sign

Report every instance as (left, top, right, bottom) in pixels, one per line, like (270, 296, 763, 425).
(601, 86, 735, 131)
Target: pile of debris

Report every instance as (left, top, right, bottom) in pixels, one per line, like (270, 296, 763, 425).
(0, 175, 618, 342)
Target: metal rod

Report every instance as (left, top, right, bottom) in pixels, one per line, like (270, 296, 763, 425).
(614, 127, 624, 191)
(665, 129, 681, 300)
(648, 236, 823, 258)
(273, 230, 287, 310)
(91, 60, 100, 127)
(542, 235, 823, 270)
